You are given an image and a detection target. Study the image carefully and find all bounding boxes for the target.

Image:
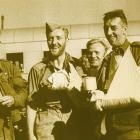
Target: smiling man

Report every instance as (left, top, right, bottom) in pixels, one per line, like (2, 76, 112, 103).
(47, 29, 66, 57)
(86, 38, 109, 77)
(27, 23, 83, 140)
(78, 38, 109, 140)
(91, 9, 140, 140)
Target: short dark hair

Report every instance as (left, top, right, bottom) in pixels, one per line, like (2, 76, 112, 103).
(86, 38, 109, 52)
(103, 9, 128, 25)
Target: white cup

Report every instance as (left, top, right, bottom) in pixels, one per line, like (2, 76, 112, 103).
(82, 77, 97, 91)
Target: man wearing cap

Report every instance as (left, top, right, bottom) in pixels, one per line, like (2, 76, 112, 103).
(27, 23, 83, 140)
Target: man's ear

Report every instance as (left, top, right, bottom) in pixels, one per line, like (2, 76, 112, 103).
(123, 22, 127, 29)
(62, 28, 69, 39)
(124, 25, 127, 31)
(123, 24, 127, 36)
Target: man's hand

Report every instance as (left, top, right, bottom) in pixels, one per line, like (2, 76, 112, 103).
(90, 90, 105, 102)
(90, 90, 105, 111)
(0, 96, 15, 107)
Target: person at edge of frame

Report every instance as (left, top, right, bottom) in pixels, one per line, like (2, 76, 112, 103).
(0, 58, 27, 140)
(88, 9, 140, 140)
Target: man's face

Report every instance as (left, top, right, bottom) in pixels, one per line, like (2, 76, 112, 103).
(47, 28, 67, 57)
(87, 42, 106, 68)
(104, 17, 127, 48)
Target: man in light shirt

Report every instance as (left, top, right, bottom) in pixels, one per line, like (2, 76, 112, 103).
(27, 23, 84, 140)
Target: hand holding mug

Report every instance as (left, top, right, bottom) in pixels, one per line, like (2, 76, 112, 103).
(90, 90, 105, 102)
(82, 77, 97, 91)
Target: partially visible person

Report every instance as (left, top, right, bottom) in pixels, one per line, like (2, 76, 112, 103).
(79, 49, 90, 74)
(14, 61, 23, 72)
(0, 59, 27, 140)
(89, 9, 140, 140)
(27, 23, 84, 140)
(86, 38, 109, 76)
(78, 38, 109, 140)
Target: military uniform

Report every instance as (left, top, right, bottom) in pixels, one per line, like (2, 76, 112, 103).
(0, 59, 27, 140)
(28, 53, 84, 140)
(97, 40, 140, 140)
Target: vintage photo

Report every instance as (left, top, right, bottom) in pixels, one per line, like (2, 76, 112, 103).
(0, 0, 140, 140)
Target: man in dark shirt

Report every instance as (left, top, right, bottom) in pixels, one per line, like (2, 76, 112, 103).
(92, 9, 140, 140)
(0, 59, 27, 140)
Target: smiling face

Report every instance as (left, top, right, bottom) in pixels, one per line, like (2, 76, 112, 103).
(104, 17, 127, 48)
(47, 28, 67, 57)
(87, 42, 106, 68)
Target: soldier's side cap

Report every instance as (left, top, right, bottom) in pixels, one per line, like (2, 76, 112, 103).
(46, 22, 61, 32)
(46, 22, 59, 37)
(46, 22, 68, 38)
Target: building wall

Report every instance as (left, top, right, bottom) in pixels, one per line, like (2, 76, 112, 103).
(1, 0, 140, 28)
(0, 21, 140, 74)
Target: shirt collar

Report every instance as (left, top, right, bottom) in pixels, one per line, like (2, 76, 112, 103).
(43, 52, 75, 73)
(112, 39, 130, 56)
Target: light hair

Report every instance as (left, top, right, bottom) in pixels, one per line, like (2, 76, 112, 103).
(86, 38, 109, 52)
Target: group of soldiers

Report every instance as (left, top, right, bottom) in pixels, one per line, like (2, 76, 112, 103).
(1, 9, 140, 140)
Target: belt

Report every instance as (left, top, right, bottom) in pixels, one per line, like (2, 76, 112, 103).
(37, 101, 62, 111)
(37, 102, 71, 113)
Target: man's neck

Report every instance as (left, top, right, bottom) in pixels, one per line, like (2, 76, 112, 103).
(91, 65, 101, 70)
(53, 52, 66, 69)
(88, 66, 99, 77)
(112, 39, 129, 55)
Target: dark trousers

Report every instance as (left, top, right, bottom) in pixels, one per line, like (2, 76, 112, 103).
(100, 128, 140, 140)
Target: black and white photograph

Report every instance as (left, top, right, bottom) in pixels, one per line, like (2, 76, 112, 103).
(0, 0, 140, 140)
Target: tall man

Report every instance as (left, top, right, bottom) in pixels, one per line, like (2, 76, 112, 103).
(28, 23, 83, 140)
(92, 9, 140, 140)
(0, 58, 27, 140)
